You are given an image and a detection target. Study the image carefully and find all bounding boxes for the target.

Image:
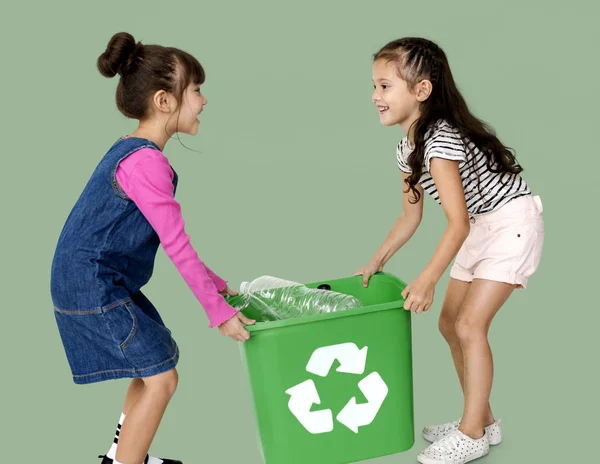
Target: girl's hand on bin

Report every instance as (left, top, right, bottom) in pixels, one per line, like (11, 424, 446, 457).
(218, 312, 255, 342)
(401, 275, 435, 314)
(218, 285, 238, 297)
(354, 260, 383, 287)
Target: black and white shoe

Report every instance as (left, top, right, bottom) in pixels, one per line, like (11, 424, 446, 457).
(98, 454, 183, 464)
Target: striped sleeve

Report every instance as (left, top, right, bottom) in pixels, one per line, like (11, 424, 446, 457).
(424, 124, 467, 172)
(396, 140, 412, 174)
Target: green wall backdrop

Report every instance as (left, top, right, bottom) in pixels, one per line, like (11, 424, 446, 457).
(1, 0, 597, 462)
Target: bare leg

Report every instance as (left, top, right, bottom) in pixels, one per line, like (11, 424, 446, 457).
(123, 378, 145, 415)
(454, 279, 515, 438)
(115, 369, 179, 464)
(438, 278, 495, 425)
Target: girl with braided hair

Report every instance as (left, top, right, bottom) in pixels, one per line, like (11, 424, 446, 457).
(355, 37, 544, 464)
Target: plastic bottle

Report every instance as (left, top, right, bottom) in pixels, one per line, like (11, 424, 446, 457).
(237, 275, 362, 320)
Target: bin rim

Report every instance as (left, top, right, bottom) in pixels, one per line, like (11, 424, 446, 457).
(228, 272, 408, 333)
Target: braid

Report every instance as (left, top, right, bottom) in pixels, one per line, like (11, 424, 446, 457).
(374, 37, 442, 84)
(417, 42, 440, 84)
(373, 37, 524, 204)
(427, 50, 440, 84)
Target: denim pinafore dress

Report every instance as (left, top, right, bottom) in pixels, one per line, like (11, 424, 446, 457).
(51, 136, 179, 384)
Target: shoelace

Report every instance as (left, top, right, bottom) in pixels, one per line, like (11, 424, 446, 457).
(439, 421, 460, 435)
(434, 432, 464, 455)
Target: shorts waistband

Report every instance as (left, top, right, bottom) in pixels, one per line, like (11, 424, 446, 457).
(470, 195, 542, 225)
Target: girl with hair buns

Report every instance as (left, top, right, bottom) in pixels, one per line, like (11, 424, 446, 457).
(50, 32, 254, 464)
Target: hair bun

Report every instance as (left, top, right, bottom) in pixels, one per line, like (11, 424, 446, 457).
(97, 32, 139, 78)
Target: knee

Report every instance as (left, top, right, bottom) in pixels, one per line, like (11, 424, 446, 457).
(161, 369, 179, 397)
(454, 316, 487, 344)
(144, 369, 179, 398)
(438, 313, 457, 340)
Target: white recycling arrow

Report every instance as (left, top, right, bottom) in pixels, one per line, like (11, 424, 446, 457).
(305, 342, 368, 377)
(336, 372, 388, 433)
(285, 379, 334, 434)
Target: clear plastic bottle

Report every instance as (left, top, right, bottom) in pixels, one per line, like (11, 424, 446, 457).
(237, 275, 362, 320)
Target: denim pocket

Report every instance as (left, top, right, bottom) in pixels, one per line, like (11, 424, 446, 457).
(103, 302, 138, 349)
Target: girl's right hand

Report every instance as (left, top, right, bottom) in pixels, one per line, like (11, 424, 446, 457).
(354, 259, 384, 287)
(218, 311, 255, 342)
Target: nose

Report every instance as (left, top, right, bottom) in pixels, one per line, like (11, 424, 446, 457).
(203, 95, 208, 105)
(372, 89, 380, 104)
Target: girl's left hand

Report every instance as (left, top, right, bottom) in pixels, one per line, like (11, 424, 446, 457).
(219, 285, 238, 297)
(401, 275, 435, 313)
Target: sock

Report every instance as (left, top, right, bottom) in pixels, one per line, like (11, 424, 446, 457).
(107, 412, 165, 464)
(113, 457, 161, 464)
(106, 412, 126, 459)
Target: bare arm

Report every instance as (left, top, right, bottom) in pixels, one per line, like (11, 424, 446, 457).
(372, 171, 425, 267)
(420, 158, 470, 282)
(356, 172, 424, 286)
(402, 158, 470, 312)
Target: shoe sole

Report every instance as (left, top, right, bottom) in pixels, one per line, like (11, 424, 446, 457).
(417, 449, 489, 464)
(423, 431, 502, 446)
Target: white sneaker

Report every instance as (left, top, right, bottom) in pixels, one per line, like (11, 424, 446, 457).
(423, 419, 502, 445)
(417, 430, 490, 464)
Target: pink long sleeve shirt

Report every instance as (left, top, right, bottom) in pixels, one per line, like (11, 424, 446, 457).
(115, 146, 238, 328)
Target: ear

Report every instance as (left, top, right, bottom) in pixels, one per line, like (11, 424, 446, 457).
(151, 90, 173, 113)
(415, 79, 433, 102)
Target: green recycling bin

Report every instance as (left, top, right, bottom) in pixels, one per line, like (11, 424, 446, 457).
(229, 272, 414, 464)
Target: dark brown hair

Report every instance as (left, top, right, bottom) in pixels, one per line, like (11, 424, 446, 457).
(97, 32, 205, 124)
(374, 37, 523, 204)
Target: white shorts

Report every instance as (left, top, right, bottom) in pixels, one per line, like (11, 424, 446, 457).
(450, 195, 545, 289)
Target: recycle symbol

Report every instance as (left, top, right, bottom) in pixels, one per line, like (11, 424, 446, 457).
(285, 342, 388, 434)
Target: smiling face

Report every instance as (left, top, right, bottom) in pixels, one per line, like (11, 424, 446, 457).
(372, 58, 421, 131)
(171, 81, 208, 136)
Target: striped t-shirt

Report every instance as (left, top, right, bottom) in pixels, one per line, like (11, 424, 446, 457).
(396, 120, 531, 215)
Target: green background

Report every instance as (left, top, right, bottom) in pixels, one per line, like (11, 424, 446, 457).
(1, 0, 597, 462)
